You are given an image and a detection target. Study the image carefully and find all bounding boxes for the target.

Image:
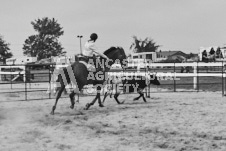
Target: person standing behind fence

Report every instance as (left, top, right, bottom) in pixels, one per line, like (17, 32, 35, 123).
(202, 50, 208, 62)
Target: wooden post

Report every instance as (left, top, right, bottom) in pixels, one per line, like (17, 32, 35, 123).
(24, 65, 27, 100)
(0, 66, 1, 81)
(222, 61, 225, 96)
(146, 67, 150, 98)
(173, 63, 176, 92)
(193, 64, 197, 90)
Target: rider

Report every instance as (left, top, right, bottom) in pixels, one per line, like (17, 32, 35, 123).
(82, 33, 109, 71)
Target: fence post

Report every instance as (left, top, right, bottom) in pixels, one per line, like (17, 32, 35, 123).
(0, 66, 1, 81)
(49, 64, 52, 99)
(222, 61, 225, 96)
(146, 66, 150, 98)
(24, 65, 27, 100)
(197, 62, 199, 92)
(173, 62, 176, 92)
(225, 61, 226, 96)
(10, 65, 12, 89)
(193, 63, 197, 90)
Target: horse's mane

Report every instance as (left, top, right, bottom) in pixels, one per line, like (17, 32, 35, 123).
(103, 47, 122, 55)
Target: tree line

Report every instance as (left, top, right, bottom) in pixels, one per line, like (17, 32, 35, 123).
(0, 17, 159, 64)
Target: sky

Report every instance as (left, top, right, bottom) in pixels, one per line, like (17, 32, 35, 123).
(1, 0, 226, 57)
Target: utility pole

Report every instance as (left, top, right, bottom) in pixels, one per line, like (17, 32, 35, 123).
(77, 35, 83, 55)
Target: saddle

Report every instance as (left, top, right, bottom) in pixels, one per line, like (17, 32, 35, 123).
(76, 54, 103, 72)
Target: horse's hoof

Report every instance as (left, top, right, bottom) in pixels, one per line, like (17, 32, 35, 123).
(70, 105, 74, 109)
(99, 104, 104, 107)
(84, 107, 89, 110)
(50, 111, 54, 115)
(84, 103, 89, 110)
(121, 100, 125, 104)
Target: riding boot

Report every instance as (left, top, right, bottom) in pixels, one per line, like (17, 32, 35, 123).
(93, 55, 102, 72)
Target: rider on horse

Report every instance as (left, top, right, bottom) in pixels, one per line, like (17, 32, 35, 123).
(82, 33, 109, 71)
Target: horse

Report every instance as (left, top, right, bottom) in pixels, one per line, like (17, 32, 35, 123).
(102, 75, 160, 104)
(50, 47, 127, 115)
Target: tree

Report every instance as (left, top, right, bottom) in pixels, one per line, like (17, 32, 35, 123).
(23, 17, 66, 60)
(209, 47, 215, 55)
(216, 47, 223, 58)
(187, 53, 196, 59)
(0, 35, 13, 64)
(130, 36, 160, 53)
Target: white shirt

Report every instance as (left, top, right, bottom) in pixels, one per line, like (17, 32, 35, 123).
(82, 41, 98, 57)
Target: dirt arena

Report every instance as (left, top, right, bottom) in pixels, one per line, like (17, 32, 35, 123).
(0, 91, 226, 151)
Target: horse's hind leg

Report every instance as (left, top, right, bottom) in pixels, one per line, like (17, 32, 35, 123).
(69, 91, 76, 109)
(133, 90, 144, 101)
(141, 91, 147, 102)
(50, 85, 65, 115)
(134, 90, 146, 102)
(84, 94, 98, 110)
(102, 92, 109, 103)
(114, 93, 124, 104)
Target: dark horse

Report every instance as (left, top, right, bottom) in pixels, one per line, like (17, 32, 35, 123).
(102, 75, 160, 104)
(50, 47, 127, 115)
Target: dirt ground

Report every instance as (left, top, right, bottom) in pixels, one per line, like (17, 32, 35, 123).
(0, 91, 226, 151)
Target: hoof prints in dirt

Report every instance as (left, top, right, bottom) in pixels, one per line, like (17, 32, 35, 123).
(54, 144, 72, 150)
(0, 114, 6, 122)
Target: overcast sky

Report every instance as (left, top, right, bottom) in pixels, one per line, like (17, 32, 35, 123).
(1, 0, 226, 57)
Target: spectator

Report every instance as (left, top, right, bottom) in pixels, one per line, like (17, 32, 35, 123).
(202, 50, 208, 62)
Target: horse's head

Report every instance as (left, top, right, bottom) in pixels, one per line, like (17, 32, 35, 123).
(103, 47, 127, 70)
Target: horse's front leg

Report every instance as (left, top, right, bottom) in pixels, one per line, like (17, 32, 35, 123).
(76, 93, 80, 103)
(69, 91, 76, 109)
(50, 85, 65, 115)
(102, 92, 109, 104)
(85, 92, 104, 110)
(97, 93, 104, 107)
(84, 93, 98, 110)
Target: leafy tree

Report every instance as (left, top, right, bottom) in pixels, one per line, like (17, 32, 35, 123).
(216, 47, 223, 58)
(23, 17, 66, 60)
(130, 36, 160, 53)
(0, 35, 13, 64)
(209, 47, 215, 55)
(187, 53, 196, 59)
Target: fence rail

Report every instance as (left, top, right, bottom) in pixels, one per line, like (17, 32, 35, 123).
(0, 61, 225, 101)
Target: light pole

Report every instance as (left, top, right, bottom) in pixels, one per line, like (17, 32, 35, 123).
(77, 35, 83, 55)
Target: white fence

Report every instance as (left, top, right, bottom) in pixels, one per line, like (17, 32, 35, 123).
(0, 65, 26, 82)
(1, 62, 226, 100)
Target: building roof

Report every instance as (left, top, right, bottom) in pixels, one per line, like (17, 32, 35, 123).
(131, 52, 156, 56)
(157, 51, 188, 57)
(156, 51, 180, 56)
